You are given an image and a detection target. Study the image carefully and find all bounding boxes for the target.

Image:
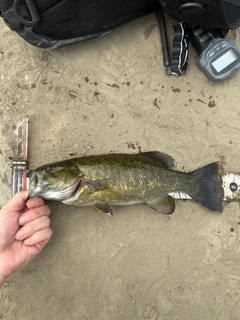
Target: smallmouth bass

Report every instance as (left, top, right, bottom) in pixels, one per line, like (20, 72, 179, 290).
(29, 152, 223, 215)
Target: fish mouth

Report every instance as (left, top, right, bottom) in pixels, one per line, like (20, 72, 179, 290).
(29, 171, 43, 198)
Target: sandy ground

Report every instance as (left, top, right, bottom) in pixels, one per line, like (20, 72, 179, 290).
(1, 13, 240, 320)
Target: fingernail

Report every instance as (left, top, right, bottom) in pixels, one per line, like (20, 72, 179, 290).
(24, 238, 32, 245)
(15, 229, 24, 240)
(27, 198, 38, 209)
(19, 215, 28, 225)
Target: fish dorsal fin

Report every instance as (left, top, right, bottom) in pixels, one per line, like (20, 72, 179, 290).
(138, 152, 174, 169)
(93, 203, 113, 216)
(145, 195, 175, 215)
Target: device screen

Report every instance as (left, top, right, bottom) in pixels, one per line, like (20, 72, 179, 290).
(212, 50, 238, 72)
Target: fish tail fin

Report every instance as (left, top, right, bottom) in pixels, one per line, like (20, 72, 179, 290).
(189, 162, 223, 212)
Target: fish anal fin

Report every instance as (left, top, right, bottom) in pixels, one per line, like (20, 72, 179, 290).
(138, 152, 175, 169)
(145, 195, 175, 215)
(93, 203, 113, 216)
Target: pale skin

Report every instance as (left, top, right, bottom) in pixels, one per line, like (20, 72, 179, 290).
(0, 191, 52, 288)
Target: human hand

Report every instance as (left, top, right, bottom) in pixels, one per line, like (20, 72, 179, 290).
(0, 191, 52, 287)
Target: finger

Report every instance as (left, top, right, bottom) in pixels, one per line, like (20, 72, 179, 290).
(18, 205, 51, 226)
(24, 228, 52, 249)
(2, 191, 29, 213)
(27, 197, 45, 210)
(15, 216, 51, 240)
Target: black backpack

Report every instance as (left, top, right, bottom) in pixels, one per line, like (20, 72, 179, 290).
(0, 0, 160, 48)
(1, 0, 240, 49)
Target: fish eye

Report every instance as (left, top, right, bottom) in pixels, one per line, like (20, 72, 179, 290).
(45, 166, 53, 173)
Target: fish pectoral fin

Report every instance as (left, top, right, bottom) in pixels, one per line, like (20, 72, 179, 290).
(145, 195, 175, 215)
(85, 179, 110, 194)
(93, 203, 113, 216)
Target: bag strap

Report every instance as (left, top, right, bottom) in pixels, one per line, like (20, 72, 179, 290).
(158, 0, 240, 32)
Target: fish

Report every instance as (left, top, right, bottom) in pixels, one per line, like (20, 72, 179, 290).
(28, 152, 223, 215)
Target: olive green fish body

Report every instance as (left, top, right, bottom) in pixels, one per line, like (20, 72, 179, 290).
(29, 152, 223, 215)
(70, 160, 189, 204)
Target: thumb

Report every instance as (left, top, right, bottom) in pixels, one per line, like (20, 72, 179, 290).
(2, 191, 29, 212)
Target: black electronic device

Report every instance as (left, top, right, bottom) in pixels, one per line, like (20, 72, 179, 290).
(190, 26, 240, 82)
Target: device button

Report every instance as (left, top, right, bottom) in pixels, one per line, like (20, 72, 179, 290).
(208, 50, 215, 58)
(221, 41, 228, 48)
